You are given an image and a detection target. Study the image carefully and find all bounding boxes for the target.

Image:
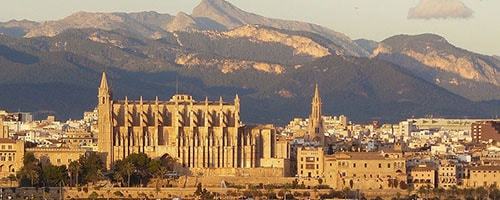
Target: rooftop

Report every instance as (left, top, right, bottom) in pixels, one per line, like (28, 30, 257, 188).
(0, 138, 16, 143)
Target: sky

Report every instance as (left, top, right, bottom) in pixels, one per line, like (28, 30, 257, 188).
(0, 0, 498, 55)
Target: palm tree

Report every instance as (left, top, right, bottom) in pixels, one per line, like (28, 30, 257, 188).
(155, 167, 168, 194)
(68, 161, 80, 187)
(113, 172, 124, 187)
(122, 162, 135, 187)
(26, 167, 39, 186)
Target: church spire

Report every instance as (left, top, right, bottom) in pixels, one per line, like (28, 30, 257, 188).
(309, 83, 324, 146)
(313, 84, 320, 103)
(98, 71, 112, 105)
(99, 71, 109, 90)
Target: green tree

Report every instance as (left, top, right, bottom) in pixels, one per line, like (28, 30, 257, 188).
(124, 153, 151, 186)
(78, 152, 105, 185)
(39, 163, 68, 187)
(122, 161, 135, 187)
(68, 160, 80, 187)
(17, 152, 40, 186)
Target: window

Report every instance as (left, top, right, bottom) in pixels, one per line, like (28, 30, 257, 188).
(388, 163, 391, 168)
(353, 163, 356, 168)
(379, 163, 382, 168)
(364, 163, 368, 168)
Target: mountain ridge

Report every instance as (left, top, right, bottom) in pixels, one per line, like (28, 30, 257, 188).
(1, 30, 497, 123)
(373, 33, 500, 101)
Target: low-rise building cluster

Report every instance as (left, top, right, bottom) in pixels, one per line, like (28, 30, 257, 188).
(0, 76, 499, 193)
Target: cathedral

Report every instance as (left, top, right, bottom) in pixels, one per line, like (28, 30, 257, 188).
(97, 72, 287, 171)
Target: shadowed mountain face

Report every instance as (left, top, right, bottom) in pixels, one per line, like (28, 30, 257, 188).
(374, 34, 500, 101)
(0, 29, 497, 123)
(0, 0, 498, 123)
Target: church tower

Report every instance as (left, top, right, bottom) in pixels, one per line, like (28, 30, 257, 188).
(0, 116, 8, 139)
(308, 84, 324, 146)
(97, 72, 113, 168)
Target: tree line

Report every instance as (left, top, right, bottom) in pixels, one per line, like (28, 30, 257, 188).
(15, 152, 180, 188)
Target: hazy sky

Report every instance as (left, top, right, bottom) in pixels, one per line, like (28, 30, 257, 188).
(1, 0, 499, 55)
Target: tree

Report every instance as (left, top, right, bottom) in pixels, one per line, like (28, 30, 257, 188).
(78, 152, 105, 185)
(39, 163, 68, 187)
(7, 174, 17, 187)
(17, 152, 40, 187)
(122, 161, 135, 187)
(125, 153, 151, 186)
(68, 161, 80, 187)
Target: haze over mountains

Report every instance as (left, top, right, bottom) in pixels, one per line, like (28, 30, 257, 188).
(0, 0, 498, 123)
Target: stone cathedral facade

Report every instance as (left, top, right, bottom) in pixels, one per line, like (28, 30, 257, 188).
(97, 72, 288, 174)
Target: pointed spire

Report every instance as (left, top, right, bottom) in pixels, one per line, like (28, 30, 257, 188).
(235, 94, 240, 102)
(219, 96, 223, 104)
(314, 83, 320, 101)
(99, 71, 109, 89)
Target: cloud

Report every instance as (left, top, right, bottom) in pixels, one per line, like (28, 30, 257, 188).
(408, 0, 473, 20)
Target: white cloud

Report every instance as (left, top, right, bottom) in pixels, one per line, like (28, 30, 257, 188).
(408, 0, 473, 20)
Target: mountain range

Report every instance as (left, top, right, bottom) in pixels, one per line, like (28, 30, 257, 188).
(0, 0, 498, 124)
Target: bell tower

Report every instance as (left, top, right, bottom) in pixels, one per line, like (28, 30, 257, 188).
(97, 72, 113, 168)
(308, 84, 324, 146)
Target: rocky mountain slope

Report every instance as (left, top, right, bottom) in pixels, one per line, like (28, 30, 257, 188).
(373, 34, 500, 101)
(191, 0, 368, 57)
(0, 29, 497, 123)
(0, 20, 39, 37)
(1, 0, 367, 57)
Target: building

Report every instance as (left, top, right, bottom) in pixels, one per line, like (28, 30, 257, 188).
(0, 138, 24, 178)
(471, 121, 500, 143)
(307, 84, 325, 146)
(408, 164, 436, 189)
(63, 129, 95, 147)
(465, 165, 500, 188)
(96, 72, 287, 174)
(437, 160, 457, 189)
(26, 147, 87, 167)
(0, 117, 8, 138)
(296, 147, 324, 178)
(296, 146, 407, 190)
(324, 151, 406, 190)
